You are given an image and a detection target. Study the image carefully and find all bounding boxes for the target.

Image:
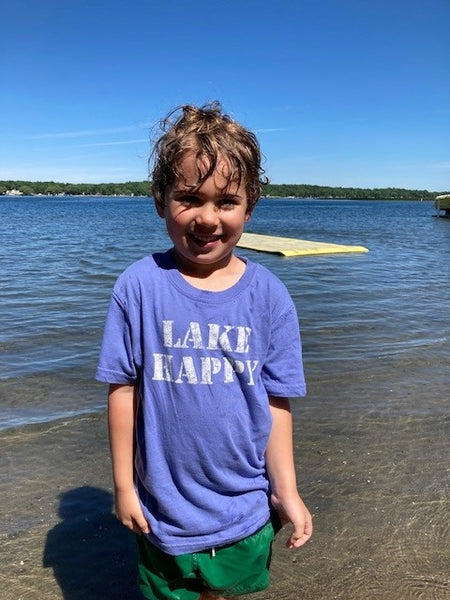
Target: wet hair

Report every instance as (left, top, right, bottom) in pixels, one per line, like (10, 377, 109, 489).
(150, 101, 268, 212)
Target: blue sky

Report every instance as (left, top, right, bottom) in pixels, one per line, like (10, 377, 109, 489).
(1, 0, 449, 191)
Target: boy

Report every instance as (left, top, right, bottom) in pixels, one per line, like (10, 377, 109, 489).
(96, 102, 312, 600)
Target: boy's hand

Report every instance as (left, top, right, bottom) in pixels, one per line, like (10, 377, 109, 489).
(271, 491, 313, 549)
(114, 487, 151, 535)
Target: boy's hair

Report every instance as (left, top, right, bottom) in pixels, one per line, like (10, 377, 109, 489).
(150, 102, 268, 212)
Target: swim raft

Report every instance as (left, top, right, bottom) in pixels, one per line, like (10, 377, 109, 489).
(237, 232, 369, 257)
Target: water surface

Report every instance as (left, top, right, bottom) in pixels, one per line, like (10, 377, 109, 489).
(0, 196, 448, 429)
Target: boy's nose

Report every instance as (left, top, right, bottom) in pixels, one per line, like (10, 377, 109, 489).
(195, 203, 218, 226)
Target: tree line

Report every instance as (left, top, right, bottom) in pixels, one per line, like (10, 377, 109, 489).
(0, 180, 151, 197)
(262, 184, 438, 201)
(0, 180, 442, 201)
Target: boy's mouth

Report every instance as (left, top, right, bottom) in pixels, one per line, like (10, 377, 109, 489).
(189, 233, 222, 246)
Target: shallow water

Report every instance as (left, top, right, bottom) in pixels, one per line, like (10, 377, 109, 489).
(0, 196, 448, 429)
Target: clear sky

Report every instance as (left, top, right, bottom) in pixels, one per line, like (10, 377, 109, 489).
(1, 0, 449, 191)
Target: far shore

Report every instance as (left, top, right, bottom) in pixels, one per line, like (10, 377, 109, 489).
(1, 179, 443, 202)
(2, 192, 437, 201)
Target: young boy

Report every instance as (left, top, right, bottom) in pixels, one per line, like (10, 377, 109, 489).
(96, 102, 312, 600)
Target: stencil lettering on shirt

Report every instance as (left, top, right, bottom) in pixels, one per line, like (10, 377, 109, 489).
(153, 320, 258, 385)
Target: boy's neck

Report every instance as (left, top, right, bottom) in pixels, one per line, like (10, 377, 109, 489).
(171, 250, 246, 292)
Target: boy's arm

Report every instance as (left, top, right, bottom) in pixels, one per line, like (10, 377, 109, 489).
(265, 396, 313, 549)
(108, 383, 150, 535)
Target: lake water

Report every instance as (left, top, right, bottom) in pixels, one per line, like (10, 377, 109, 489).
(0, 196, 448, 430)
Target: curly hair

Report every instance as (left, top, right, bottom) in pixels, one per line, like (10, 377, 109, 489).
(150, 102, 268, 212)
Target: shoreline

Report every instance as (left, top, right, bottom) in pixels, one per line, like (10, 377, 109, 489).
(1, 408, 448, 599)
(2, 193, 437, 202)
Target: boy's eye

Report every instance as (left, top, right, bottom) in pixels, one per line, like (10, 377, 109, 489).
(175, 195, 240, 209)
(177, 195, 201, 206)
(219, 197, 238, 208)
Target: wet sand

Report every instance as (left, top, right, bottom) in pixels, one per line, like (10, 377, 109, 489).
(1, 404, 448, 599)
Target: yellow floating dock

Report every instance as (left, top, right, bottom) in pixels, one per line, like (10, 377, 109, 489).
(435, 194, 450, 217)
(237, 232, 369, 257)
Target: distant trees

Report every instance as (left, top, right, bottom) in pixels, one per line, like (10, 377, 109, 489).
(0, 180, 442, 201)
(261, 183, 437, 201)
(0, 180, 152, 197)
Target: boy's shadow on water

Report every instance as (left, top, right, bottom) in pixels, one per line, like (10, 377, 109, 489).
(43, 487, 142, 599)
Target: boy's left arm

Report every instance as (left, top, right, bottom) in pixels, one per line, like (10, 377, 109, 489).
(265, 395, 313, 549)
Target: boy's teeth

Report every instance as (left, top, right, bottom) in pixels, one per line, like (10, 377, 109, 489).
(194, 234, 220, 242)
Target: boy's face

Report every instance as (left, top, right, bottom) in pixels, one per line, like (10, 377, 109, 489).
(156, 152, 251, 276)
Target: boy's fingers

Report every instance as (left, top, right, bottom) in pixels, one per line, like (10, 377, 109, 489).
(286, 531, 311, 548)
(286, 522, 313, 548)
(141, 523, 151, 535)
(135, 516, 151, 535)
(303, 513, 313, 536)
(120, 512, 150, 535)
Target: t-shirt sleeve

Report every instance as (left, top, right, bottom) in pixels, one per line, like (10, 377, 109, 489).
(261, 302, 306, 398)
(95, 291, 138, 384)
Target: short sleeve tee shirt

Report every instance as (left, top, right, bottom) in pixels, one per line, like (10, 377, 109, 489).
(96, 251, 306, 555)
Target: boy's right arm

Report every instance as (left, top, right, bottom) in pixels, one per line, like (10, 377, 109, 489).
(108, 383, 150, 535)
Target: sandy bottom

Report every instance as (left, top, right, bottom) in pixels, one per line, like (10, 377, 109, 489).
(0, 406, 448, 600)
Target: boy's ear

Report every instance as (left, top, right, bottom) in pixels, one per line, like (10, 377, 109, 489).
(153, 190, 165, 217)
(244, 210, 252, 223)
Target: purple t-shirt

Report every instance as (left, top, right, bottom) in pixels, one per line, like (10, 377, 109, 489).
(96, 251, 306, 555)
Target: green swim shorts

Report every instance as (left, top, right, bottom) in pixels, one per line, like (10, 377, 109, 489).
(136, 520, 275, 600)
